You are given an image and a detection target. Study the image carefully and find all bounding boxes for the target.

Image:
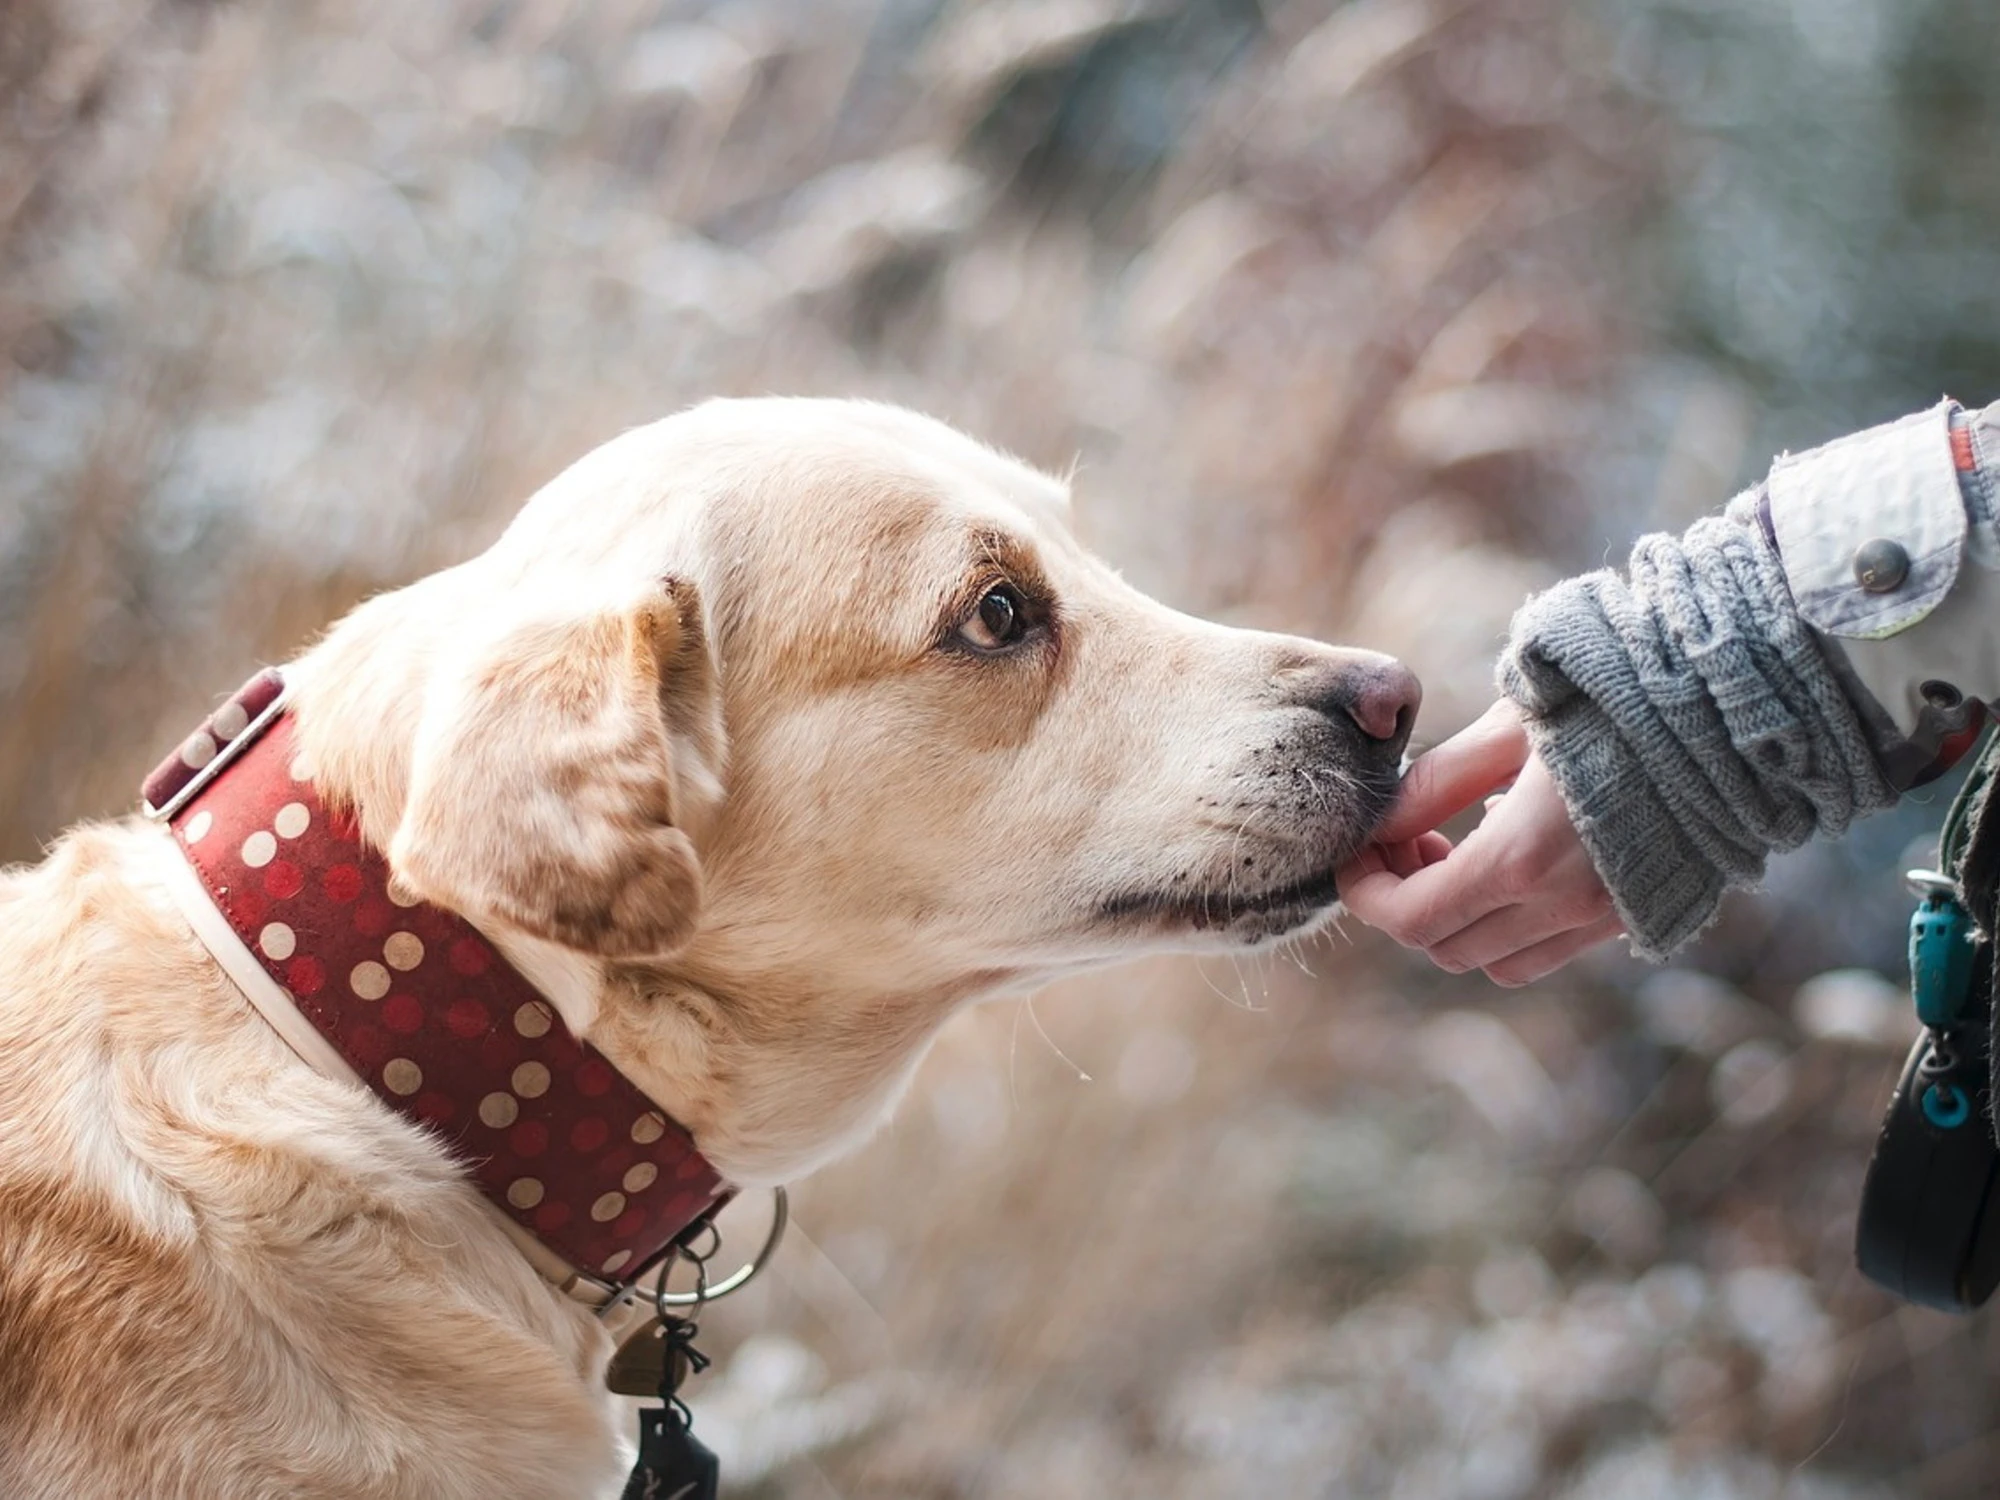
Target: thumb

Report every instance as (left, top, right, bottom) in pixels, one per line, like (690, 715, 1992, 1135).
(1372, 699, 1531, 843)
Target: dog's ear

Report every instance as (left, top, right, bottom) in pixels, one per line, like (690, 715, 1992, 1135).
(388, 578, 721, 959)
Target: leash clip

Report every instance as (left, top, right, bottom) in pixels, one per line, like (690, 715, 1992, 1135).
(1906, 872, 1979, 1029)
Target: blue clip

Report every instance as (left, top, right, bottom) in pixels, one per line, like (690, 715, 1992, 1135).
(1923, 1081, 1974, 1130)
(1910, 887, 1978, 1029)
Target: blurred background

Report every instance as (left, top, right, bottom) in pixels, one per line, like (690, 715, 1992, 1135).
(5, 0, 1999, 1494)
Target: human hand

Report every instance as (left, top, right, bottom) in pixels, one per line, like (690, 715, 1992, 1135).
(1336, 700, 1623, 985)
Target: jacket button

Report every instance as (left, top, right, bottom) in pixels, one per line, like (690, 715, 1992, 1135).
(1853, 538, 1911, 593)
(1922, 679, 1963, 709)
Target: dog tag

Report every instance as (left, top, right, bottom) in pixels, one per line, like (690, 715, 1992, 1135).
(607, 1320, 694, 1398)
(620, 1407, 719, 1500)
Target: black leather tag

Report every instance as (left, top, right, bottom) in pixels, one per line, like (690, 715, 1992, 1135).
(620, 1407, 719, 1500)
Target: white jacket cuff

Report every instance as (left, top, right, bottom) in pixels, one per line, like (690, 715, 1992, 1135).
(1765, 398, 1999, 785)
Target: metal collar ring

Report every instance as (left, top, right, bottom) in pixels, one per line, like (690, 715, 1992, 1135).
(656, 1187, 789, 1307)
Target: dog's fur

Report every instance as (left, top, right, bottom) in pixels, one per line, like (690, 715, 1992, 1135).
(0, 399, 1414, 1499)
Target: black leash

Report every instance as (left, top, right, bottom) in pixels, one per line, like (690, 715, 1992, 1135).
(1856, 728, 2000, 1310)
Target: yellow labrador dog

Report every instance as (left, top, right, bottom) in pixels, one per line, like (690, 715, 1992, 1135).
(0, 399, 1417, 1499)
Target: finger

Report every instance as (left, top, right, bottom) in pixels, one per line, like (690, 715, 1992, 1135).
(1374, 700, 1531, 843)
(1414, 831, 1453, 865)
(1376, 832, 1457, 878)
(1377, 839, 1424, 879)
(1336, 830, 1453, 893)
(1425, 882, 1616, 975)
(1482, 914, 1624, 987)
(1337, 842, 1395, 885)
(1335, 838, 1514, 949)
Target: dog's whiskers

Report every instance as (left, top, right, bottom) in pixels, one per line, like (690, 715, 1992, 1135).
(1023, 993, 1091, 1084)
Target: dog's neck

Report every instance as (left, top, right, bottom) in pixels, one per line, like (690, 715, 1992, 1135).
(285, 582, 446, 863)
(590, 960, 1002, 1188)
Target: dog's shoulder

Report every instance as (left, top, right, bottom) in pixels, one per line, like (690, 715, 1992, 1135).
(0, 824, 626, 1498)
(0, 825, 243, 1491)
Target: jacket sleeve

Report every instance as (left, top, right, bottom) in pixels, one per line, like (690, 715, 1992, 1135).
(1771, 399, 2000, 787)
(1497, 398, 2000, 960)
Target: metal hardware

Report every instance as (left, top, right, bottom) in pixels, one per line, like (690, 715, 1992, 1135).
(654, 1187, 788, 1307)
(1853, 537, 1911, 593)
(142, 686, 292, 822)
(1923, 679, 1965, 710)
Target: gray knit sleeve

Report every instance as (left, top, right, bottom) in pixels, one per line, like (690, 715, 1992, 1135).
(1497, 490, 1899, 959)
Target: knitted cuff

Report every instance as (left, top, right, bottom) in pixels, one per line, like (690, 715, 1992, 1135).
(1498, 495, 1898, 962)
(1511, 681, 1729, 960)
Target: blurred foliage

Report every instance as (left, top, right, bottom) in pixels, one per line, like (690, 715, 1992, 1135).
(4, 1, 2000, 1496)
(1608, 0, 2000, 445)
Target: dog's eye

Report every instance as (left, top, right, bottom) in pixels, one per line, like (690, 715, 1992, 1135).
(958, 585, 1030, 652)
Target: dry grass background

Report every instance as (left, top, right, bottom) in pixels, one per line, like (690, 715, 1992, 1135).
(5, 1, 2000, 1496)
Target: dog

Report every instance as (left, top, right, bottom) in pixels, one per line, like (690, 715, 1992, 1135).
(0, 397, 1418, 1499)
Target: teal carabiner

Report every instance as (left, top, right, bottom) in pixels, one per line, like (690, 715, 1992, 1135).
(1909, 879, 1978, 1029)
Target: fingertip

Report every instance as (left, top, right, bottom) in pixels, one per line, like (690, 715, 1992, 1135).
(1335, 846, 1386, 887)
(1334, 858, 1391, 907)
(1372, 711, 1533, 842)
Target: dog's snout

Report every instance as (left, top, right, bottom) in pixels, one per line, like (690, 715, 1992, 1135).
(1342, 661, 1422, 746)
(1288, 655, 1422, 756)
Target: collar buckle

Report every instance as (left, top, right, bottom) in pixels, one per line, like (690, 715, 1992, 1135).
(142, 670, 291, 822)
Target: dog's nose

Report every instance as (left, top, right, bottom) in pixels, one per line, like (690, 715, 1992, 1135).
(1286, 654, 1422, 757)
(1342, 660, 1422, 747)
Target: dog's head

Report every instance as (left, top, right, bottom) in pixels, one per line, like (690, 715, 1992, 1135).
(295, 399, 1417, 1180)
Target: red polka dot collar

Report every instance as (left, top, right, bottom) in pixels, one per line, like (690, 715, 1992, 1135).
(142, 670, 730, 1296)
